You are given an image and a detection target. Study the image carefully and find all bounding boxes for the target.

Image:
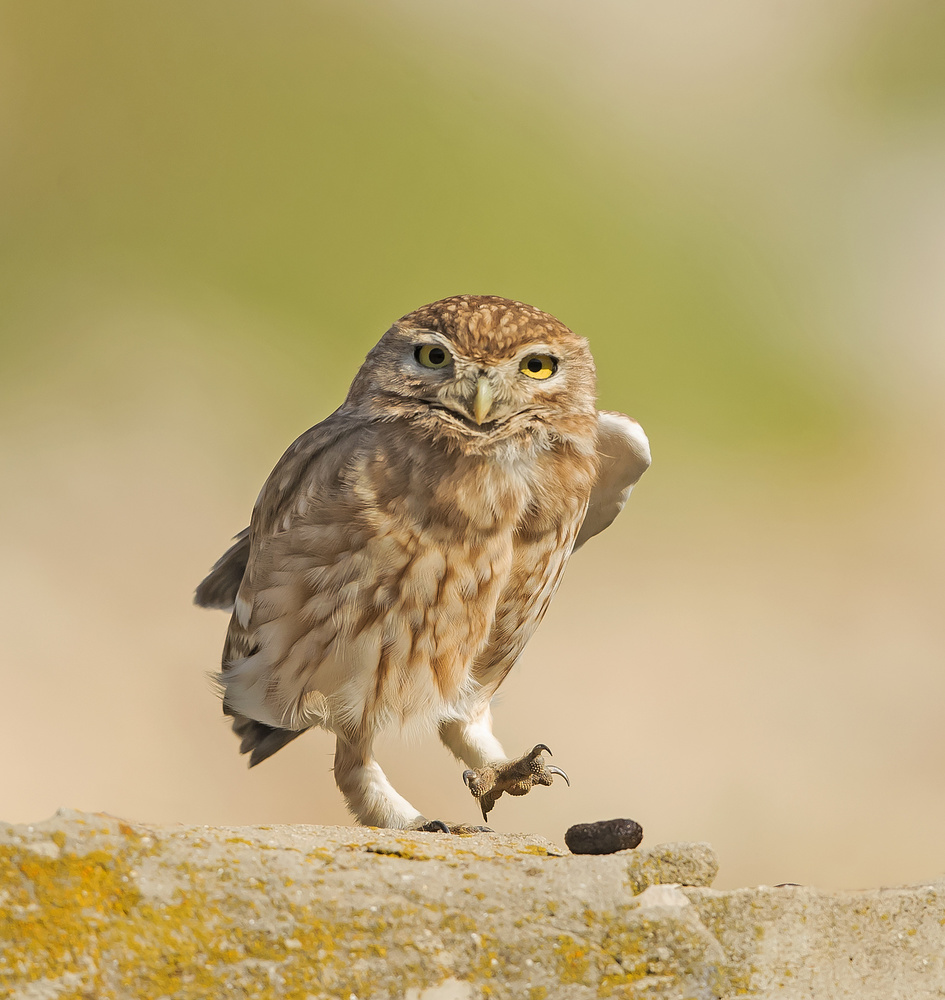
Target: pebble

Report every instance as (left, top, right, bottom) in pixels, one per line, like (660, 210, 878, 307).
(564, 818, 643, 855)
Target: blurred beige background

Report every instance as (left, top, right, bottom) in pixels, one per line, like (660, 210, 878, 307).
(1, 1, 943, 890)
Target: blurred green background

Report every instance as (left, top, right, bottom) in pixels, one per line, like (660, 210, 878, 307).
(2, 0, 943, 889)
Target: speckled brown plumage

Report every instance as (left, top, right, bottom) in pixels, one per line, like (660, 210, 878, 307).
(196, 295, 651, 829)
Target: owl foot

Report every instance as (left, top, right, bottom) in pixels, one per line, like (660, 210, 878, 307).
(415, 819, 494, 834)
(462, 744, 570, 821)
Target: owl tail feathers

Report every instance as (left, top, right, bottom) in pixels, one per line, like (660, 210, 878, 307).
(224, 703, 307, 767)
(194, 527, 251, 611)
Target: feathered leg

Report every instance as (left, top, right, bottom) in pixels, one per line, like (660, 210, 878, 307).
(439, 703, 569, 822)
(438, 702, 507, 768)
(333, 732, 425, 830)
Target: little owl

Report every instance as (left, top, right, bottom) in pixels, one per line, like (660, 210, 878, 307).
(196, 295, 650, 831)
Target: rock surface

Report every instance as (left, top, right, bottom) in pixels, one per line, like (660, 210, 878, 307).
(1, 810, 943, 998)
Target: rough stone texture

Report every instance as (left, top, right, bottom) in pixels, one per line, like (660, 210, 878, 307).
(1, 810, 943, 999)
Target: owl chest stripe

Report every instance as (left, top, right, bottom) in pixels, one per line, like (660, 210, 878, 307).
(470, 514, 581, 689)
(320, 533, 508, 716)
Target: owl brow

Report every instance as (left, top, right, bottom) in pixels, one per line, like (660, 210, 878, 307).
(406, 332, 455, 355)
(516, 344, 558, 359)
(401, 326, 443, 341)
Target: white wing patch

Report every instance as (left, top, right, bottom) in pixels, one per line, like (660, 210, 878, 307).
(574, 410, 651, 550)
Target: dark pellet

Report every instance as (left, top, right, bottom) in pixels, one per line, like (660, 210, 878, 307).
(565, 818, 643, 855)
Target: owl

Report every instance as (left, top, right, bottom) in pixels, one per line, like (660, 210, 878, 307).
(196, 295, 650, 831)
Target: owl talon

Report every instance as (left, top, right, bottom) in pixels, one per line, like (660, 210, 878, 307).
(462, 744, 570, 820)
(417, 819, 451, 834)
(414, 819, 493, 834)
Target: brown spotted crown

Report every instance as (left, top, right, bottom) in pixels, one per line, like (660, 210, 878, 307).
(396, 295, 581, 362)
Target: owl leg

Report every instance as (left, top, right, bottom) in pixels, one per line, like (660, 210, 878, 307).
(439, 705, 569, 820)
(462, 744, 570, 822)
(438, 703, 507, 768)
(333, 732, 487, 833)
(332, 732, 425, 830)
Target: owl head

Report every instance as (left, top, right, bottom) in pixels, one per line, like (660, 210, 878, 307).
(346, 295, 598, 451)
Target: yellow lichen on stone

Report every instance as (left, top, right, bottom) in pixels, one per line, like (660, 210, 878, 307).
(0, 844, 140, 988)
(0, 835, 455, 999)
(553, 933, 593, 984)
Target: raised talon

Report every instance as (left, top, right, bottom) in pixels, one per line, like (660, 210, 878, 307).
(462, 744, 570, 820)
(529, 745, 569, 784)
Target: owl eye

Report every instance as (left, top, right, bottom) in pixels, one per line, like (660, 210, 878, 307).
(519, 354, 558, 380)
(415, 344, 453, 369)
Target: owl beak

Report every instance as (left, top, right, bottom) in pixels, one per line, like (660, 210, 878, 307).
(472, 376, 494, 425)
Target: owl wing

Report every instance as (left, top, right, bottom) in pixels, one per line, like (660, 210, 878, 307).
(194, 409, 359, 614)
(221, 407, 370, 670)
(574, 410, 651, 550)
(194, 527, 251, 611)
(196, 410, 375, 763)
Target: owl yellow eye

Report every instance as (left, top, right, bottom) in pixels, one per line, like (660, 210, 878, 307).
(415, 344, 452, 369)
(519, 354, 557, 380)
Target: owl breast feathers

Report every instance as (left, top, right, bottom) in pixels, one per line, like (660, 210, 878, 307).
(196, 294, 650, 829)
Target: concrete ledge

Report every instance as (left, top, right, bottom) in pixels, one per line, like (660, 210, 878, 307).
(1, 810, 943, 998)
